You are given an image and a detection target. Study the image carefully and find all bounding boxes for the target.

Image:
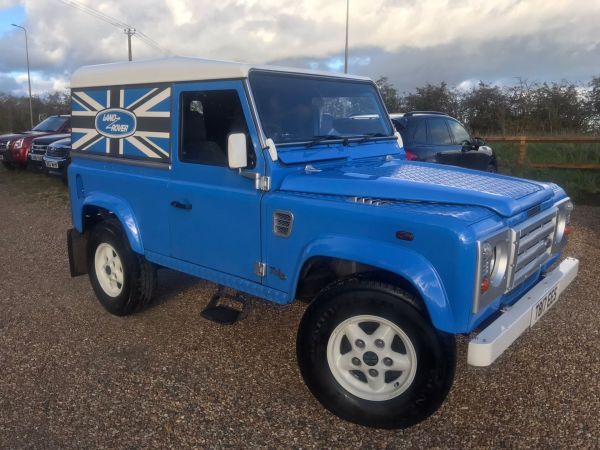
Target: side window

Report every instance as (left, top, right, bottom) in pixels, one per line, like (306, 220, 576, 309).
(446, 119, 471, 144)
(427, 118, 452, 145)
(412, 120, 427, 145)
(180, 90, 255, 167)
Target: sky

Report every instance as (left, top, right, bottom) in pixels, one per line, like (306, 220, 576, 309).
(0, 0, 599, 96)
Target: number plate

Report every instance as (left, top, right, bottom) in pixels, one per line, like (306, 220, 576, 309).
(45, 161, 59, 169)
(31, 154, 43, 161)
(531, 286, 559, 326)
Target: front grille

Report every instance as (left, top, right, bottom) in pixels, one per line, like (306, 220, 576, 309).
(0, 141, 7, 151)
(509, 209, 557, 289)
(46, 146, 69, 158)
(30, 144, 48, 155)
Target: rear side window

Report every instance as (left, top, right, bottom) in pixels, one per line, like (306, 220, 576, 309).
(180, 90, 255, 167)
(427, 118, 452, 145)
(412, 120, 427, 145)
(446, 119, 471, 144)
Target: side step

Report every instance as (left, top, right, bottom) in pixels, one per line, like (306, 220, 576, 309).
(200, 287, 250, 325)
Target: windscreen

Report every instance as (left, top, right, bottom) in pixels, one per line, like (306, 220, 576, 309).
(32, 116, 68, 132)
(249, 71, 393, 145)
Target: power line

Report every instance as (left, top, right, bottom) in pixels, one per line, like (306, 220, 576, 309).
(59, 0, 129, 29)
(58, 0, 173, 59)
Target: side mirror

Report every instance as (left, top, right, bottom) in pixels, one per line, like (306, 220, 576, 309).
(227, 133, 247, 169)
(473, 137, 486, 148)
(460, 140, 473, 151)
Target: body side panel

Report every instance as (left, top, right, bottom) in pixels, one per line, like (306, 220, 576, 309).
(261, 191, 489, 333)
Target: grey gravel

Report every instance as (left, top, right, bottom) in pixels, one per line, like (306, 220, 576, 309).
(0, 168, 598, 449)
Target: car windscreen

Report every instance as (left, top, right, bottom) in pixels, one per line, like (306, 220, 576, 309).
(32, 116, 68, 132)
(249, 71, 393, 145)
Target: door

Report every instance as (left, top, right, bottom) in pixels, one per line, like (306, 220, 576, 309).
(437, 118, 490, 170)
(169, 80, 265, 283)
(404, 118, 430, 160)
(423, 117, 455, 163)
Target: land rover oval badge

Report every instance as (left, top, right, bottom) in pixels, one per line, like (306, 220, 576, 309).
(95, 108, 137, 139)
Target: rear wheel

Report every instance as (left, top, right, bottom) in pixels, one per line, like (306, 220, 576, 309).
(87, 219, 156, 315)
(297, 278, 455, 429)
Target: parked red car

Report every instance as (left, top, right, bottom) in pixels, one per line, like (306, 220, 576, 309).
(0, 115, 71, 169)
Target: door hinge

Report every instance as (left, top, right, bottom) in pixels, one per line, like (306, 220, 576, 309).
(256, 175, 271, 191)
(254, 261, 267, 277)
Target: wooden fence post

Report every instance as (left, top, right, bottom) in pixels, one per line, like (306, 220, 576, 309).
(518, 136, 527, 166)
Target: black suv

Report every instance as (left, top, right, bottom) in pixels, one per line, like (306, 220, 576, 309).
(390, 111, 497, 172)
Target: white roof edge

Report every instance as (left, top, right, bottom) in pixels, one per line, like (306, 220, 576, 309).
(70, 56, 372, 89)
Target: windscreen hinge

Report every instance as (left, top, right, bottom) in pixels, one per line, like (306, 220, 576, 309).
(256, 175, 271, 191)
(239, 170, 271, 191)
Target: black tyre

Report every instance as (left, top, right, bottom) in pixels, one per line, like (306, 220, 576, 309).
(87, 219, 156, 315)
(2, 161, 15, 170)
(297, 278, 455, 429)
(487, 160, 498, 173)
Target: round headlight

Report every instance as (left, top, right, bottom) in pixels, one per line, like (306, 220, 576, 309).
(481, 241, 508, 288)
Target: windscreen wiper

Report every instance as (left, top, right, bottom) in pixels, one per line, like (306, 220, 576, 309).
(356, 133, 394, 143)
(304, 134, 348, 148)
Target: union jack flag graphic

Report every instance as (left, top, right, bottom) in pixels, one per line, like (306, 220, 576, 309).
(71, 85, 171, 161)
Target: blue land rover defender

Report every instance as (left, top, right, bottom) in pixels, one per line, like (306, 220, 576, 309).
(67, 57, 578, 429)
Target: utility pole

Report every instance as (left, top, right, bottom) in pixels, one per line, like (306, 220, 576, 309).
(124, 28, 136, 61)
(344, 0, 349, 74)
(11, 24, 33, 129)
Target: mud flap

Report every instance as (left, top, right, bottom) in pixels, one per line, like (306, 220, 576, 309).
(67, 228, 87, 277)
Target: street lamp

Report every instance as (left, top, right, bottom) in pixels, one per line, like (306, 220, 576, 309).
(11, 24, 33, 129)
(344, 0, 349, 74)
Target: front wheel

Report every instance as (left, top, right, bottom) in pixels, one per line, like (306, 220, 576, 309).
(87, 219, 156, 315)
(2, 161, 15, 170)
(297, 278, 455, 429)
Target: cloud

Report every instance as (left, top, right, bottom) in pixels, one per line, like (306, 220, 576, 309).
(0, 0, 599, 94)
(0, 72, 21, 93)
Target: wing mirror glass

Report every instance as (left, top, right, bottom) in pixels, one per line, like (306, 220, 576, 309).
(227, 133, 248, 169)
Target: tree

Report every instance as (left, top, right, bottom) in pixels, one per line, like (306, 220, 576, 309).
(462, 82, 510, 135)
(402, 82, 460, 117)
(375, 76, 400, 112)
(0, 90, 70, 133)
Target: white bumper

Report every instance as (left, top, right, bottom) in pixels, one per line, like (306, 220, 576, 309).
(467, 257, 579, 367)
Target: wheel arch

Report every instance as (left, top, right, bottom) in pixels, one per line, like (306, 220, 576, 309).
(77, 193, 144, 255)
(293, 236, 456, 332)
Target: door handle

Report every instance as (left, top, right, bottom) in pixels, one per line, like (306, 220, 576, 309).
(171, 200, 192, 210)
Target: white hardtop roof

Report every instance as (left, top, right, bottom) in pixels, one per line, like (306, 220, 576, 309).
(71, 56, 371, 88)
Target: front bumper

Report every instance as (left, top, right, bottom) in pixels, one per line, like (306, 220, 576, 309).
(8, 148, 28, 164)
(28, 153, 47, 167)
(467, 257, 579, 366)
(43, 155, 69, 173)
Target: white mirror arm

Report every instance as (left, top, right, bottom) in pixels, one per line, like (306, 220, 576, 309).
(265, 138, 278, 162)
(239, 169, 259, 180)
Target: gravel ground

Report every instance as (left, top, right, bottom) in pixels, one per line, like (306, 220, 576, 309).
(0, 167, 598, 449)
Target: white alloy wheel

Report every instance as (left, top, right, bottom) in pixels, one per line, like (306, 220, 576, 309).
(326, 314, 417, 401)
(94, 243, 125, 297)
